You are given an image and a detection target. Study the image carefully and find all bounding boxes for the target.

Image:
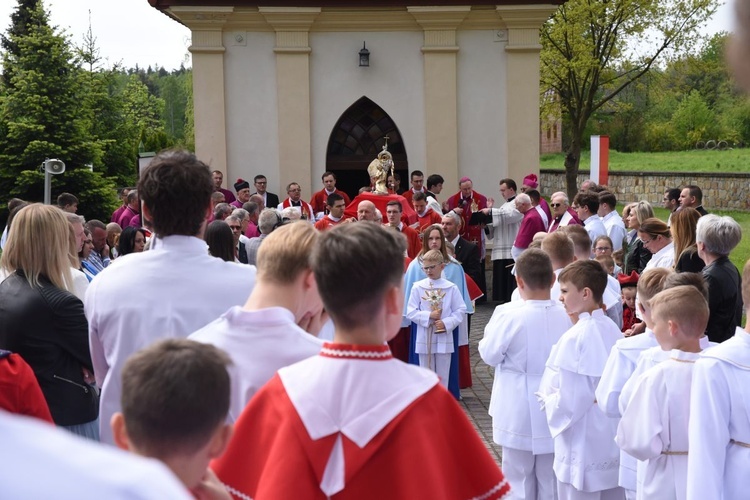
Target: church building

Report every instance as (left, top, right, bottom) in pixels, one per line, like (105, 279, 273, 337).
(149, 0, 562, 199)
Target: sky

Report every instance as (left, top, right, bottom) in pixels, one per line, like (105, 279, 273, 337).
(0, 0, 738, 71)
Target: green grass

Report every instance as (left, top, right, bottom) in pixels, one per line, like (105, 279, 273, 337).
(541, 148, 750, 173)
(650, 206, 750, 272)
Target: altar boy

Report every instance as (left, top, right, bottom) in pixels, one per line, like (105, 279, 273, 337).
(480, 248, 572, 499)
(615, 286, 707, 500)
(538, 260, 624, 499)
(406, 249, 466, 387)
(686, 259, 750, 500)
(210, 223, 509, 499)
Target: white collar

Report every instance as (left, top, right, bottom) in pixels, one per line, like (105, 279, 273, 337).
(450, 235, 460, 247)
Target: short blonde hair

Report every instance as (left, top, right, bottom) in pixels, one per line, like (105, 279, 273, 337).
(650, 286, 709, 338)
(0, 204, 74, 291)
(637, 267, 672, 306)
(422, 249, 444, 264)
(256, 221, 319, 284)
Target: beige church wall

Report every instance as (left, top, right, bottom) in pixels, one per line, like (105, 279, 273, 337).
(309, 31, 426, 193)
(222, 31, 282, 195)
(456, 29, 508, 199)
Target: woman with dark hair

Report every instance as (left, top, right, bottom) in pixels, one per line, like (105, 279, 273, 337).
(638, 218, 674, 271)
(117, 226, 146, 257)
(672, 207, 705, 273)
(204, 220, 236, 262)
(0, 204, 98, 438)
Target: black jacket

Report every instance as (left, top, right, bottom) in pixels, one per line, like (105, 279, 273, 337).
(0, 272, 97, 425)
(454, 237, 482, 292)
(703, 256, 743, 343)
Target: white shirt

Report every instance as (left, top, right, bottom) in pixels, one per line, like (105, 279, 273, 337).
(68, 267, 89, 300)
(583, 215, 608, 248)
(479, 299, 571, 453)
(0, 410, 190, 499)
(687, 328, 750, 500)
(488, 200, 522, 260)
(189, 306, 323, 422)
(601, 211, 628, 252)
(406, 278, 466, 355)
(644, 241, 675, 270)
(85, 235, 256, 445)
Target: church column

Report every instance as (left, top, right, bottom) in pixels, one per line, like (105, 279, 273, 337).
(409, 6, 470, 184)
(182, 7, 233, 175)
(260, 7, 320, 198)
(496, 5, 558, 184)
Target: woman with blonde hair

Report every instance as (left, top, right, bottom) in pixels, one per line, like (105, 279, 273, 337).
(671, 207, 705, 273)
(624, 200, 655, 274)
(0, 204, 98, 439)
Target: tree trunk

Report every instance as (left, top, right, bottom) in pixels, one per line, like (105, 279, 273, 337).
(564, 138, 582, 201)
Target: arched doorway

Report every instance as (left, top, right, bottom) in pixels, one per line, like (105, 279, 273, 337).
(326, 96, 408, 200)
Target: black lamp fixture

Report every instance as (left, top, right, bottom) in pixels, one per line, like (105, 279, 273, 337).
(359, 41, 370, 67)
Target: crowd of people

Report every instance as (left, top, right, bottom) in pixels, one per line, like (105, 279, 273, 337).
(2, 2, 750, 496)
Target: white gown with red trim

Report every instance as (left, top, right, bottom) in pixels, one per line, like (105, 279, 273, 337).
(212, 342, 509, 500)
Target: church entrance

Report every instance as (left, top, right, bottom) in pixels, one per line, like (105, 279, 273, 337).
(326, 96, 408, 200)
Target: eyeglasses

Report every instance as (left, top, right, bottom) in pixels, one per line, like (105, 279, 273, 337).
(422, 264, 439, 272)
(640, 236, 656, 245)
(594, 246, 611, 252)
(550, 203, 563, 208)
(229, 225, 242, 231)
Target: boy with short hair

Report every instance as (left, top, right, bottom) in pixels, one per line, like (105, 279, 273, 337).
(686, 260, 750, 500)
(210, 223, 509, 499)
(597, 268, 670, 499)
(111, 339, 233, 498)
(480, 248, 572, 499)
(538, 260, 624, 499)
(406, 249, 466, 387)
(616, 286, 709, 499)
(190, 222, 324, 422)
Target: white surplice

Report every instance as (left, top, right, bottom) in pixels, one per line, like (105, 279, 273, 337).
(615, 350, 700, 500)
(596, 329, 658, 492)
(85, 235, 256, 444)
(601, 211, 628, 252)
(189, 306, 323, 422)
(687, 327, 750, 500)
(0, 410, 191, 499)
(480, 299, 572, 500)
(406, 277, 465, 355)
(538, 309, 623, 494)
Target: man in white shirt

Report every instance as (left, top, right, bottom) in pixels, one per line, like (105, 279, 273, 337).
(598, 191, 628, 252)
(572, 190, 607, 250)
(190, 222, 324, 422)
(85, 150, 256, 445)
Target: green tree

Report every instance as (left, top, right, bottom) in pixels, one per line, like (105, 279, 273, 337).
(541, 0, 717, 197)
(0, 1, 117, 218)
(0, 0, 39, 87)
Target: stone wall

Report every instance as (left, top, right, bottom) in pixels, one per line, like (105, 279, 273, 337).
(540, 170, 750, 211)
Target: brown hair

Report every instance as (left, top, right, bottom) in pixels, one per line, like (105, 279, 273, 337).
(137, 150, 213, 237)
(120, 339, 231, 457)
(558, 260, 607, 303)
(421, 224, 449, 261)
(257, 221, 319, 284)
(671, 207, 700, 265)
(638, 218, 671, 240)
(595, 254, 615, 273)
(637, 267, 672, 305)
(664, 272, 708, 302)
(562, 224, 591, 255)
(313, 223, 406, 330)
(650, 286, 709, 338)
(541, 231, 575, 266)
(516, 248, 553, 291)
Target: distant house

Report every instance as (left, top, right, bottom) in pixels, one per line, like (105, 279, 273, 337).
(150, 0, 564, 198)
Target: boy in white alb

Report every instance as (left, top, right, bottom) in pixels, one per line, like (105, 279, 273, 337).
(189, 222, 324, 422)
(538, 260, 625, 500)
(596, 268, 671, 499)
(686, 259, 750, 500)
(406, 249, 466, 387)
(480, 249, 572, 499)
(616, 286, 709, 500)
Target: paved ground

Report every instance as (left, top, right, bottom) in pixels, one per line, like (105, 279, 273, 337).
(458, 301, 503, 465)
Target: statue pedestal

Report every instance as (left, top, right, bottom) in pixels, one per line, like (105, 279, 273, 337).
(344, 192, 418, 224)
